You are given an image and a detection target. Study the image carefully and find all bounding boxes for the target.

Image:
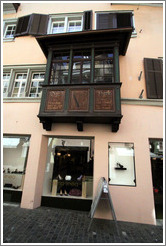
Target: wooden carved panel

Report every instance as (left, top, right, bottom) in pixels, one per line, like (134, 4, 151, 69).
(94, 88, 115, 111)
(69, 89, 89, 111)
(45, 90, 65, 111)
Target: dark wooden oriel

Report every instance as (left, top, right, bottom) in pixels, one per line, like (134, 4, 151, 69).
(38, 83, 122, 132)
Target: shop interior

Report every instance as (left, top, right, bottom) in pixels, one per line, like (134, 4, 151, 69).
(42, 137, 94, 199)
(149, 139, 163, 219)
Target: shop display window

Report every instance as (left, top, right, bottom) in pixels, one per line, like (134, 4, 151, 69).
(42, 137, 94, 198)
(3, 136, 30, 191)
(108, 142, 136, 186)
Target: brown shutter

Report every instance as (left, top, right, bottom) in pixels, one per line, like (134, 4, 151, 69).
(96, 13, 117, 30)
(29, 14, 49, 35)
(144, 58, 163, 99)
(14, 14, 49, 37)
(14, 15, 31, 36)
(117, 13, 132, 28)
(83, 10, 92, 31)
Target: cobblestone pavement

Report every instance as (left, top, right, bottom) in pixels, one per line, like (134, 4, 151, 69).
(3, 202, 163, 244)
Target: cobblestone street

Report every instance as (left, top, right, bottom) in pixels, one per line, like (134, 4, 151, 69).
(3, 203, 163, 244)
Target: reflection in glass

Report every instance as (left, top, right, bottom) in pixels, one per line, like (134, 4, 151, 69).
(3, 136, 30, 191)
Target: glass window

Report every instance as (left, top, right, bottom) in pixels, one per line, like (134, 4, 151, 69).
(29, 72, 45, 97)
(72, 49, 91, 84)
(52, 19, 65, 34)
(3, 136, 30, 191)
(4, 24, 16, 38)
(94, 48, 114, 83)
(50, 51, 70, 85)
(3, 73, 10, 97)
(42, 137, 93, 198)
(108, 142, 136, 186)
(12, 73, 27, 97)
(49, 15, 83, 34)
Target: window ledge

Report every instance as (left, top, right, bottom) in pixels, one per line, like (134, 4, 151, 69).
(121, 98, 163, 107)
(3, 97, 41, 103)
(3, 38, 15, 42)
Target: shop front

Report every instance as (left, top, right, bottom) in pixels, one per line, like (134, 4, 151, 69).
(41, 137, 94, 210)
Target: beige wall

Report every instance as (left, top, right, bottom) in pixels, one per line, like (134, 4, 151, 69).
(3, 3, 163, 99)
(3, 101, 163, 224)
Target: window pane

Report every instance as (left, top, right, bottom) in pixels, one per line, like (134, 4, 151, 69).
(50, 60, 69, 84)
(3, 136, 30, 191)
(108, 143, 136, 186)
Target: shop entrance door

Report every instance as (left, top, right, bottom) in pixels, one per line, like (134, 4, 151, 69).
(149, 139, 163, 219)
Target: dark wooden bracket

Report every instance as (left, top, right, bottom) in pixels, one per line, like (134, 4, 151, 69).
(112, 123, 119, 132)
(77, 121, 83, 131)
(40, 118, 52, 131)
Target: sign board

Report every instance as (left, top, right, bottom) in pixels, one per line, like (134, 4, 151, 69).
(88, 177, 120, 236)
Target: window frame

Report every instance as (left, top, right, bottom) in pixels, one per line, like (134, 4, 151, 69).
(95, 10, 137, 38)
(11, 73, 28, 98)
(47, 14, 83, 34)
(3, 65, 46, 99)
(3, 18, 17, 41)
(3, 135, 31, 191)
(108, 142, 136, 187)
(29, 72, 45, 98)
(3, 72, 11, 97)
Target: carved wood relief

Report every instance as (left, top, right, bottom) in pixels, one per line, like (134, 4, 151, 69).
(68, 89, 89, 111)
(45, 90, 65, 111)
(94, 88, 115, 111)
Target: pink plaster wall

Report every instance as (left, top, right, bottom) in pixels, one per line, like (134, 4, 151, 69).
(3, 102, 163, 224)
(3, 4, 163, 98)
(3, 3, 163, 224)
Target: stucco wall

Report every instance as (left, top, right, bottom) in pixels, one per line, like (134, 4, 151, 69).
(3, 3, 163, 99)
(3, 3, 163, 225)
(3, 101, 163, 224)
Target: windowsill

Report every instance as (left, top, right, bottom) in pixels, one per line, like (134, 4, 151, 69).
(3, 97, 41, 103)
(121, 98, 163, 106)
(3, 38, 15, 42)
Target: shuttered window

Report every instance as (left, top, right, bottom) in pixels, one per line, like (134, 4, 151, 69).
(14, 14, 49, 37)
(96, 12, 133, 30)
(144, 58, 163, 99)
(83, 10, 92, 30)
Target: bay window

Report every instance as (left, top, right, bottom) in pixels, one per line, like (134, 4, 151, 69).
(49, 47, 115, 85)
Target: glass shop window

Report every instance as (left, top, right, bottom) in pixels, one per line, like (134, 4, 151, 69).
(3, 136, 30, 191)
(108, 142, 136, 186)
(42, 137, 94, 198)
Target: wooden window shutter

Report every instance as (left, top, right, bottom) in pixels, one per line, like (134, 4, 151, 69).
(14, 15, 31, 36)
(96, 13, 117, 30)
(83, 10, 92, 31)
(29, 14, 49, 35)
(14, 14, 49, 37)
(117, 13, 133, 28)
(144, 58, 163, 99)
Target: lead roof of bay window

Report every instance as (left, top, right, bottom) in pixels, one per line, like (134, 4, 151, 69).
(36, 27, 133, 57)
